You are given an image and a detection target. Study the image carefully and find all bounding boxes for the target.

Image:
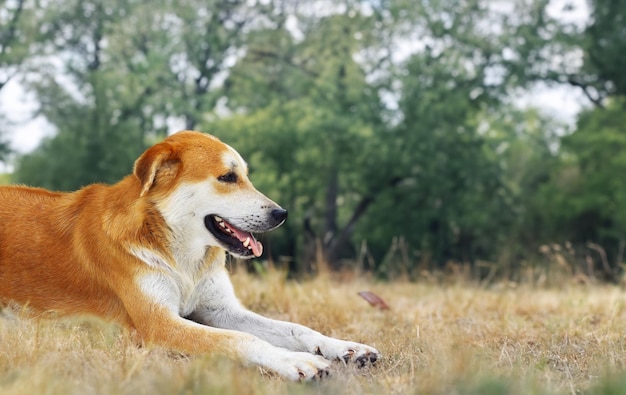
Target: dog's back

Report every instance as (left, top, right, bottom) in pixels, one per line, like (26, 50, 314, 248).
(0, 184, 134, 323)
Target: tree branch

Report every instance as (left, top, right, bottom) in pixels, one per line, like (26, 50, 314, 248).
(248, 49, 320, 78)
(326, 176, 404, 264)
(567, 77, 606, 108)
(0, 0, 25, 59)
(0, 0, 26, 90)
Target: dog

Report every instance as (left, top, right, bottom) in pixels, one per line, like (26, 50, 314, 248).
(0, 131, 379, 380)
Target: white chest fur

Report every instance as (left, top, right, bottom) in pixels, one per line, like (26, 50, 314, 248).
(131, 246, 221, 317)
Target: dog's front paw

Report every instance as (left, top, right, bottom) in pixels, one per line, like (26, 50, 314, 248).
(259, 349, 331, 381)
(314, 338, 380, 367)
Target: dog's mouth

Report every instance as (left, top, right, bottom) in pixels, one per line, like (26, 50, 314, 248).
(204, 215, 263, 258)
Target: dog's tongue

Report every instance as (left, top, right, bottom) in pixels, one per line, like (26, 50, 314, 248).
(226, 224, 263, 257)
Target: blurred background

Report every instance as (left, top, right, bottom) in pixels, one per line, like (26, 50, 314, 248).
(0, 0, 623, 281)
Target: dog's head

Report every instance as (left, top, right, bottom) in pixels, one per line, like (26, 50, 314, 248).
(133, 131, 286, 259)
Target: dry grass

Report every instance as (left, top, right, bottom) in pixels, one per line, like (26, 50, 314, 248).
(2, 266, 626, 395)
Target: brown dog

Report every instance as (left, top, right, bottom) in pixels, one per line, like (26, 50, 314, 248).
(0, 131, 378, 380)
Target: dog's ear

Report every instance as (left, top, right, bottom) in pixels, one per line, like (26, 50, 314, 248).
(133, 143, 180, 197)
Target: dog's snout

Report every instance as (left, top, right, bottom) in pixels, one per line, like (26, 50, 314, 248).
(270, 208, 288, 224)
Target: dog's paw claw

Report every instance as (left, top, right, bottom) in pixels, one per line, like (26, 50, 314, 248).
(340, 346, 380, 368)
(342, 349, 355, 363)
(314, 366, 330, 381)
(356, 353, 368, 367)
(309, 338, 379, 368)
(369, 351, 378, 364)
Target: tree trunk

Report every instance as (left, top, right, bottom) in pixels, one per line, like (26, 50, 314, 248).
(324, 169, 339, 256)
(326, 177, 403, 267)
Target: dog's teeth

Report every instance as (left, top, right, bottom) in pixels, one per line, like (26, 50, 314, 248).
(219, 222, 226, 228)
(248, 245, 252, 250)
(243, 237, 250, 248)
(214, 216, 223, 222)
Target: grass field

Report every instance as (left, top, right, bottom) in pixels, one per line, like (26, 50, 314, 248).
(2, 265, 626, 395)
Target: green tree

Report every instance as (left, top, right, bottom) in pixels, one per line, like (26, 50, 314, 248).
(15, 0, 162, 189)
(519, 0, 626, 280)
(0, 0, 40, 162)
(211, 6, 389, 271)
(0, 0, 35, 90)
(571, 0, 626, 104)
(478, 107, 562, 275)
(531, 100, 626, 279)
(166, 0, 265, 130)
(211, 0, 565, 272)
(9, 0, 611, 279)
(15, 0, 270, 189)
(357, 48, 514, 274)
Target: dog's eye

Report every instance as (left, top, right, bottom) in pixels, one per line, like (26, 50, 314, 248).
(218, 172, 238, 183)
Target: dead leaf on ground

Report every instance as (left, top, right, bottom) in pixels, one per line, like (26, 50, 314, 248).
(358, 291, 390, 310)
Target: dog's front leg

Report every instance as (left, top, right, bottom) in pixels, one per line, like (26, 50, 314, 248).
(188, 268, 380, 366)
(118, 273, 330, 381)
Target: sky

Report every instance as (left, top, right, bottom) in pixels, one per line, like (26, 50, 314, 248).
(0, 0, 590, 156)
(1, 80, 51, 153)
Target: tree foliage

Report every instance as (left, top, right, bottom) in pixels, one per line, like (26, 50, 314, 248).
(0, 0, 40, 162)
(579, 0, 626, 101)
(525, 0, 626, 278)
(2, 0, 626, 278)
(14, 0, 273, 189)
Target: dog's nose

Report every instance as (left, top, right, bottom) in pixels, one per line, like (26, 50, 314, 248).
(271, 208, 288, 224)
